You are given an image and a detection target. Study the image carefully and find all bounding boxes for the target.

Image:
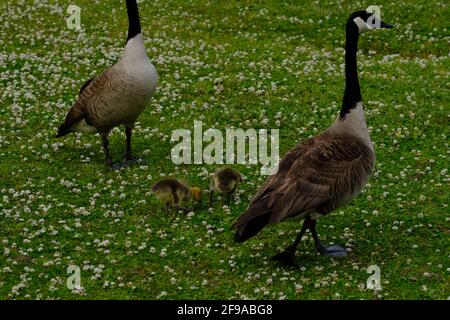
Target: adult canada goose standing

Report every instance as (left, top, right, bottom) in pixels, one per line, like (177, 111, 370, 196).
(56, 0, 158, 168)
(232, 10, 393, 265)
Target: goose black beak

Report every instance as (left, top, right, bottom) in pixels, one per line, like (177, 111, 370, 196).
(380, 21, 394, 28)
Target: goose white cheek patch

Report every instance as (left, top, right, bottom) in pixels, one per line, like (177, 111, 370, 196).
(353, 17, 372, 33)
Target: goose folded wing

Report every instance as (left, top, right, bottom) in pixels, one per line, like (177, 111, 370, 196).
(236, 135, 373, 226)
(59, 77, 97, 130)
(79, 77, 95, 95)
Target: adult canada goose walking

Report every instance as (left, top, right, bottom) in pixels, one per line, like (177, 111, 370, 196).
(56, 0, 158, 168)
(232, 10, 393, 265)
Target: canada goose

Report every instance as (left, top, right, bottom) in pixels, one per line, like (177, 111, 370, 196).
(232, 10, 393, 265)
(150, 178, 202, 214)
(210, 167, 242, 204)
(56, 0, 158, 169)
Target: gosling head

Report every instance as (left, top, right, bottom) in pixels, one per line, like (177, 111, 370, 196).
(349, 9, 393, 34)
(191, 187, 202, 203)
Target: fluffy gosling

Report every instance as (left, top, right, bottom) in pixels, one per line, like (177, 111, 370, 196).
(151, 178, 201, 214)
(210, 167, 242, 204)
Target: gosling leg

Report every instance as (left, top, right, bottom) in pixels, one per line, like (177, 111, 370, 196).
(209, 190, 214, 205)
(226, 193, 232, 204)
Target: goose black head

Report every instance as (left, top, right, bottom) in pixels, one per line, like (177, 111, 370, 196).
(348, 10, 394, 34)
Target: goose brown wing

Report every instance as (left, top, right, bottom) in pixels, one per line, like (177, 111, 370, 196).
(250, 137, 316, 202)
(56, 77, 96, 137)
(56, 66, 117, 136)
(233, 134, 374, 240)
(79, 77, 94, 95)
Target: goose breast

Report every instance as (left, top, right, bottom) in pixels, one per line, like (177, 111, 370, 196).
(83, 61, 158, 129)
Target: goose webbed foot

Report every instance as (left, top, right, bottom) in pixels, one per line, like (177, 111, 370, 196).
(271, 218, 311, 267)
(110, 162, 128, 170)
(271, 248, 298, 266)
(124, 155, 144, 165)
(123, 127, 144, 166)
(309, 218, 348, 257)
(109, 156, 144, 170)
(317, 244, 348, 257)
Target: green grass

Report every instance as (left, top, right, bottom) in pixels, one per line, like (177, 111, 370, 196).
(0, 0, 449, 299)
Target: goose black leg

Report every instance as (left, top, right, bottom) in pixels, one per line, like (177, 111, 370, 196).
(125, 127, 134, 160)
(271, 217, 311, 266)
(309, 219, 347, 257)
(101, 134, 113, 168)
(124, 127, 143, 166)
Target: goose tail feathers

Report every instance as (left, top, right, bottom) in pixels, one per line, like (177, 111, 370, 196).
(232, 203, 272, 243)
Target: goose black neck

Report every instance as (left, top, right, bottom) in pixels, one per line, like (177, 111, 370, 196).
(340, 26, 361, 118)
(126, 0, 141, 42)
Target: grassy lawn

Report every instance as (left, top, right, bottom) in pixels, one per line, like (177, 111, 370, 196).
(0, 0, 448, 299)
